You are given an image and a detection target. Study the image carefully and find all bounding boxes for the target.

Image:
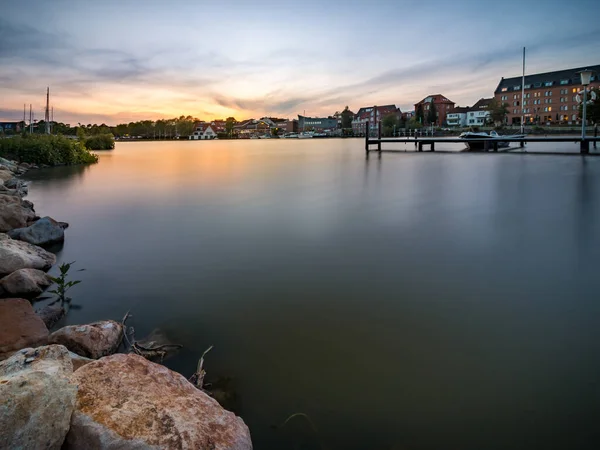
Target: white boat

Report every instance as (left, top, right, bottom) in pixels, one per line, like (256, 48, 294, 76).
(459, 130, 525, 151)
(298, 132, 313, 139)
(258, 134, 271, 139)
(250, 135, 259, 139)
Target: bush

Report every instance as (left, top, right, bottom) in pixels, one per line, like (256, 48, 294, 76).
(0, 135, 98, 165)
(84, 133, 115, 150)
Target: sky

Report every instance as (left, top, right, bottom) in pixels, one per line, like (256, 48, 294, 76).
(1, 0, 599, 125)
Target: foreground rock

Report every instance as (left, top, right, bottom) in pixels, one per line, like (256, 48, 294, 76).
(0, 194, 29, 232)
(0, 234, 56, 276)
(0, 345, 77, 450)
(0, 268, 52, 298)
(37, 303, 66, 329)
(65, 354, 252, 450)
(9, 216, 67, 246)
(49, 320, 124, 359)
(0, 298, 49, 358)
(0, 168, 13, 183)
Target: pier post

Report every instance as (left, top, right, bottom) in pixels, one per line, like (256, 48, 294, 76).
(430, 141, 435, 152)
(365, 121, 369, 154)
(493, 141, 498, 152)
(484, 140, 489, 152)
(418, 142, 423, 152)
(377, 121, 382, 153)
(580, 139, 589, 154)
(520, 140, 525, 148)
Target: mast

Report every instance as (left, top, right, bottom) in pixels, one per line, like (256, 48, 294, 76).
(29, 104, 33, 133)
(51, 106, 54, 134)
(521, 47, 525, 134)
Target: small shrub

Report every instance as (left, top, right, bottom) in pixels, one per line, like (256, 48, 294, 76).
(84, 133, 115, 150)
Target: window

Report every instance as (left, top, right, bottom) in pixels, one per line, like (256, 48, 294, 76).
(501, 95, 508, 101)
(534, 82, 542, 88)
(544, 107, 549, 112)
(534, 92, 541, 97)
(513, 85, 521, 90)
(572, 114, 577, 121)
(524, 84, 531, 89)
(560, 79, 569, 85)
(514, 94, 518, 99)
(573, 105, 578, 110)
(573, 96, 577, 101)
(544, 81, 553, 86)
(501, 87, 508, 92)
(560, 89, 568, 94)
(572, 88, 578, 93)
(523, 100, 528, 105)
(548, 107, 552, 112)
(514, 109, 518, 114)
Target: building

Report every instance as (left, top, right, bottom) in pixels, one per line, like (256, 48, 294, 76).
(466, 98, 493, 126)
(189, 122, 217, 140)
(351, 105, 401, 135)
(0, 121, 23, 134)
(494, 64, 600, 125)
(332, 109, 355, 128)
(414, 95, 455, 126)
(298, 115, 338, 132)
(446, 107, 470, 127)
(233, 119, 270, 138)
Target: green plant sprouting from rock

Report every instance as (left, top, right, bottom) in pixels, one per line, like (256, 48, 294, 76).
(48, 261, 81, 304)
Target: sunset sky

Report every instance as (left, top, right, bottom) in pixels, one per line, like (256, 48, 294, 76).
(1, 0, 599, 125)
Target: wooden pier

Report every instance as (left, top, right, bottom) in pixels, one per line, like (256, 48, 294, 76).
(364, 121, 600, 156)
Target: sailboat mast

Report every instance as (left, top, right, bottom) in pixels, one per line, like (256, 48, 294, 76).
(29, 104, 33, 133)
(521, 47, 525, 134)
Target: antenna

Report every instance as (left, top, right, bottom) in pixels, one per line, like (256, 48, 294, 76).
(45, 87, 51, 134)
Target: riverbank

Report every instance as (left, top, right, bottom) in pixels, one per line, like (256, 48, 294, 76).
(0, 156, 252, 449)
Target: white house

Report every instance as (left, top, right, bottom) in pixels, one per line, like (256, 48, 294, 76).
(466, 98, 493, 126)
(446, 107, 469, 127)
(189, 123, 218, 140)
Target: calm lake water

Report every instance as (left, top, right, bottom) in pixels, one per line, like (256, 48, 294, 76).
(25, 139, 600, 449)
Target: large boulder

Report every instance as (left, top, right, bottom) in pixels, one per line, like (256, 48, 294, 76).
(8, 216, 67, 246)
(0, 235, 56, 276)
(0, 298, 49, 358)
(65, 354, 252, 450)
(37, 303, 66, 329)
(0, 194, 28, 232)
(49, 320, 124, 359)
(68, 350, 94, 371)
(0, 345, 77, 450)
(0, 268, 52, 298)
(0, 168, 13, 183)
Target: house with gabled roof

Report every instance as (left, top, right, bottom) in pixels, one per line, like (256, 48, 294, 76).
(414, 95, 455, 126)
(351, 105, 401, 135)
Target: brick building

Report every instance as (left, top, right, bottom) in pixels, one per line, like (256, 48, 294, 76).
(494, 64, 600, 125)
(351, 105, 401, 135)
(414, 95, 455, 126)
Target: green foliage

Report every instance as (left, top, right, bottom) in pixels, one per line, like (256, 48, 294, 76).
(427, 102, 437, 125)
(488, 99, 509, 125)
(407, 117, 423, 129)
(341, 106, 353, 129)
(578, 88, 600, 124)
(225, 117, 236, 137)
(415, 104, 424, 124)
(84, 133, 115, 150)
(382, 113, 399, 135)
(48, 261, 81, 304)
(0, 134, 99, 165)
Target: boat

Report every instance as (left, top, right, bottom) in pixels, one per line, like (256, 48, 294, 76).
(459, 130, 525, 151)
(258, 134, 271, 139)
(298, 132, 313, 139)
(282, 133, 299, 139)
(250, 135, 260, 139)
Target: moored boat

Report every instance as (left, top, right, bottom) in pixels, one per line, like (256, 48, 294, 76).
(459, 130, 525, 151)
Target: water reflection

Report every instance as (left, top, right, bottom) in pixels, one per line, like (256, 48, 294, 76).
(23, 140, 600, 450)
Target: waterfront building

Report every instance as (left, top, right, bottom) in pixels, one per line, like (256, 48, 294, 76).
(494, 64, 600, 125)
(189, 123, 217, 140)
(446, 107, 469, 127)
(414, 95, 455, 126)
(466, 98, 493, 126)
(233, 119, 270, 138)
(0, 121, 23, 134)
(298, 115, 338, 132)
(351, 105, 401, 135)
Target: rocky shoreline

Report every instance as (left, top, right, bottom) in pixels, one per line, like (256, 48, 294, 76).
(0, 157, 252, 449)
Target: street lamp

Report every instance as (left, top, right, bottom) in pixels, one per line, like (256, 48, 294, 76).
(578, 69, 594, 151)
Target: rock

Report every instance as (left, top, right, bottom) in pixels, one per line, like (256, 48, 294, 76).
(37, 304, 66, 329)
(0, 194, 28, 232)
(8, 216, 66, 246)
(0, 345, 77, 450)
(0, 157, 18, 171)
(0, 235, 56, 276)
(65, 354, 252, 450)
(0, 268, 52, 298)
(0, 168, 13, 183)
(49, 320, 124, 359)
(68, 350, 93, 371)
(0, 298, 49, 358)
(19, 162, 31, 170)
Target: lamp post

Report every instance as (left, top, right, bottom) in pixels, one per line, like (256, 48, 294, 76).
(578, 69, 593, 153)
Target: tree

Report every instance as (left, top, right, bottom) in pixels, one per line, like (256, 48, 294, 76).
(416, 104, 424, 124)
(579, 88, 600, 124)
(427, 102, 437, 126)
(341, 106, 353, 129)
(225, 117, 236, 137)
(382, 114, 399, 136)
(488, 99, 509, 125)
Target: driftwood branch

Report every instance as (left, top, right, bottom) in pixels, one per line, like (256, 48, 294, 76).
(189, 345, 213, 390)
